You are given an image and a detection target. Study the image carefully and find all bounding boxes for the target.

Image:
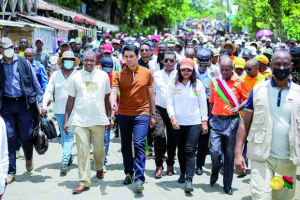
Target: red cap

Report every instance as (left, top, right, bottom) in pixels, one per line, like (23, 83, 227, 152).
(57, 36, 64, 42)
(180, 58, 194, 70)
(102, 44, 113, 53)
(35, 38, 44, 44)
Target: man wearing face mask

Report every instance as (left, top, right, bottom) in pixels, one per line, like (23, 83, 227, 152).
(235, 50, 300, 200)
(149, 41, 168, 74)
(64, 50, 112, 194)
(0, 37, 45, 184)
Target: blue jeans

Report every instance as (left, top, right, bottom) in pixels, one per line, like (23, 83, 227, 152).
(104, 129, 110, 165)
(54, 114, 74, 164)
(118, 115, 149, 183)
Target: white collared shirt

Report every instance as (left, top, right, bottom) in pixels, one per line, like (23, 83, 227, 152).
(166, 79, 208, 125)
(68, 69, 111, 127)
(43, 69, 78, 114)
(153, 69, 177, 109)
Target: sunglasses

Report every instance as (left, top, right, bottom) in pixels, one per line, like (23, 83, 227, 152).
(164, 58, 175, 63)
(244, 67, 253, 72)
(124, 55, 136, 60)
(180, 68, 193, 73)
(140, 49, 149, 52)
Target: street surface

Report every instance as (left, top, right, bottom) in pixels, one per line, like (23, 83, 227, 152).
(3, 118, 300, 200)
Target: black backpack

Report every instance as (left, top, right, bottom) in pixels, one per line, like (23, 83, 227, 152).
(40, 115, 57, 139)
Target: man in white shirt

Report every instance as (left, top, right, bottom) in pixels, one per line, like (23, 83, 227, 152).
(149, 42, 168, 74)
(153, 51, 177, 179)
(64, 50, 112, 194)
(0, 116, 8, 199)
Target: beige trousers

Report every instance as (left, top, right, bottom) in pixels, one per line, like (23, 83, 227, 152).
(251, 156, 298, 200)
(73, 125, 105, 187)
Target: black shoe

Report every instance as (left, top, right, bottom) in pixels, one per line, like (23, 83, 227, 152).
(178, 174, 185, 183)
(224, 188, 233, 195)
(195, 167, 203, 175)
(220, 166, 224, 176)
(67, 155, 73, 166)
(185, 180, 194, 193)
(123, 174, 133, 185)
(210, 173, 218, 186)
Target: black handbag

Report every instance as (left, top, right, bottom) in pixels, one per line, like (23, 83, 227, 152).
(40, 115, 57, 139)
(33, 120, 49, 155)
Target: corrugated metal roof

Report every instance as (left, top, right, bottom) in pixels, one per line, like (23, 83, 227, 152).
(0, 19, 54, 31)
(17, 13, 85, 32)
(37, 0, 119, 32)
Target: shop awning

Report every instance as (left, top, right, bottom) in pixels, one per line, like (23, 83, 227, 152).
(17, 13, 87, 32)
(0, 19, 54, 31)
(17, 13, 73, 31)
(37, 0, 119, 32)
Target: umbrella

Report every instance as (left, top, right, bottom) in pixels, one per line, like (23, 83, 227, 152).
(256, 30, 274, 37)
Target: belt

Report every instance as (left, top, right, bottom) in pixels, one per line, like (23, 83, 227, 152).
(216, 115, 237, 119)
(3, 96, 26, 102)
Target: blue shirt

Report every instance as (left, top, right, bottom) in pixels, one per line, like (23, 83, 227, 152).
(31, 60, 48, 92)
(245, 78, 291, 110)
(1, 54, 44, 107)
(196, 67, 212, 99)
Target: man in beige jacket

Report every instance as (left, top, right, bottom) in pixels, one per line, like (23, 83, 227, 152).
(235, 50, 300, 200)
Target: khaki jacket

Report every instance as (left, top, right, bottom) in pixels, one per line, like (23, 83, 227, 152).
(247, 80, 300, 166)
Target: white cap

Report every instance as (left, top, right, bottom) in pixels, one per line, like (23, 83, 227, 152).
(248, 46, 257, 56)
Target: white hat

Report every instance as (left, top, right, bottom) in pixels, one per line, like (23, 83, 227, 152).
(248, 46, 257, 56)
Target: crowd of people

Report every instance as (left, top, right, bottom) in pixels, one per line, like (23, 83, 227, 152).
(0, 30, 300, 200)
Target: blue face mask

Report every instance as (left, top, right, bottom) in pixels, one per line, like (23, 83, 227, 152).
(64, 60, 74, 69)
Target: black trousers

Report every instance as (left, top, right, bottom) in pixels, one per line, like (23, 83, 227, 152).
(153, 106, 176, 167)
(196, 99, 210, 168)
(173, 124, 201, 180)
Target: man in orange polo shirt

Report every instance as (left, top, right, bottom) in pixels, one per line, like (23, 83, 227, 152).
(209, 55, 249, 195)
(109, 45, 156, 193)
(241, 59, 265, 92)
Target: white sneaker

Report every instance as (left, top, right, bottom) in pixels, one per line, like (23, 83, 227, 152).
(103, 165, 107, 173)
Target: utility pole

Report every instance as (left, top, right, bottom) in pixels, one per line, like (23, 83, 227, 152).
(227, 0, 230, 12)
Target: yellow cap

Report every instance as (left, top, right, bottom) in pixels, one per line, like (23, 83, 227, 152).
(233, 57, 246, 69)
(269, 176, 284, 190)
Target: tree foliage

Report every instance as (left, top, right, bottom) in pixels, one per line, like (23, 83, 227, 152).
(231, 0, 300, 40)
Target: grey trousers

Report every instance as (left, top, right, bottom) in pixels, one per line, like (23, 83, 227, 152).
(210, 115, 239, 189)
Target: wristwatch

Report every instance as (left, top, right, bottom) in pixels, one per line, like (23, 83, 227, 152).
(111, 116, 116, 120)
(151, 113, 156, 117)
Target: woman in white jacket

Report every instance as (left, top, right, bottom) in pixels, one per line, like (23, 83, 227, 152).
(166, 58, 208, 193)
(0, 116, 8, 199)
(42, 51, 79, 175)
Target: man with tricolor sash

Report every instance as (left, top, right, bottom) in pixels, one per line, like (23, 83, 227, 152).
(235, 50, 300, 199)
(209, 55, 249, 195)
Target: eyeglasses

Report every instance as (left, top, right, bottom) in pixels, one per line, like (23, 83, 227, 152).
(164, 58, 175, 63)
(244, 67, 253, 72)
(180, 68, 193, 73)
(140, 49, 149, 52)
(83, 59, 95, 63)
(124, 55, 136, 60)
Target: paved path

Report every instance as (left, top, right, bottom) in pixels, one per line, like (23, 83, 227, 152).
(3, 132, 300, 200)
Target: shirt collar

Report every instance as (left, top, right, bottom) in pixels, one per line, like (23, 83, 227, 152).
(270, 78, 291, 88)
(82, 67, 95, 75)
(125, 64, 140, 73)
(32, 60, 36, 66)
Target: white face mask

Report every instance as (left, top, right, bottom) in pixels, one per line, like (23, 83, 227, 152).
(4, 48, 14, 58)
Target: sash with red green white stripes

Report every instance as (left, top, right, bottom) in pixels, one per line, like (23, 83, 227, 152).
(212, 74, 242, 121)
